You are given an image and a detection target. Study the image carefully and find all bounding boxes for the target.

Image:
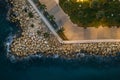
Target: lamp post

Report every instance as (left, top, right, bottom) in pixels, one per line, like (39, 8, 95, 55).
(76, 0, 85, 2)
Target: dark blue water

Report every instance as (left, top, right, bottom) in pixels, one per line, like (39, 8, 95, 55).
(0, 0, 120, 80)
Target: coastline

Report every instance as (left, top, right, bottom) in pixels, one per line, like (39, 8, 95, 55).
(1, 1, 120, 80)
(7, 0, 120, 61)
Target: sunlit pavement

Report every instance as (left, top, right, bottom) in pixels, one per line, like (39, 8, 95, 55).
(39, 0, 120, 40)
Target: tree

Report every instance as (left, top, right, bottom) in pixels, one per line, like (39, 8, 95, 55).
(28, 12, 34, 18)
(31, 24, 34, 28)
(43, 32, 49, 38)
(33, 0, 39, 3)
(96, 10, 105, 20)
(39, 4, 47, 11)
(48, 15, 55, 21)
(90, 0, 100, 9)
(37, 30, 41, 36)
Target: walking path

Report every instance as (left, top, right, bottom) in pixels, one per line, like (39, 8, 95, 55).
(28, 0, 120, 43)
(39, 0, 120, 40)
(28, 0, 63, 43)
(10, 0, 120, 57)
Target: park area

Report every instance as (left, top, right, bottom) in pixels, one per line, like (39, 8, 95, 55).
(59, 0, 120, 27)
(32, 0, 120, 40)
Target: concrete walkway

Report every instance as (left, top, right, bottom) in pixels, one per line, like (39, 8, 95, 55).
(28, 0, 63, 42)
(27, 0, 120, 43)
(39, 0, 120, 40)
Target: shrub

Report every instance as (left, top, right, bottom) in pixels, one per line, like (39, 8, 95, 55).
(28, 12, 34, 18)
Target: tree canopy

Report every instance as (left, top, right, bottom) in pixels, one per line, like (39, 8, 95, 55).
(59, 0, 120, 27)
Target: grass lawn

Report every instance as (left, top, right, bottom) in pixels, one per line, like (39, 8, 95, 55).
(59, 0, 120, 27)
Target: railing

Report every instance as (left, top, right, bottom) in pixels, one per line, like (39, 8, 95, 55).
(32, 0, 58, 30)
(27, 0, 63, 43)
(63, 39, 120, 44)
(27, 0, 120, 44)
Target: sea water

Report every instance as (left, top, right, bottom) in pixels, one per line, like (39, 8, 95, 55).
(0, 0, 120, 80)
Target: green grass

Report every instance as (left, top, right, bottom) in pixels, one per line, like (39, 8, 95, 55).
(59, 0, 120, 27)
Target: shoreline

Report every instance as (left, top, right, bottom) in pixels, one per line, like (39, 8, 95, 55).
(1, 1, 120, 80)
(7, 0, 120, 61)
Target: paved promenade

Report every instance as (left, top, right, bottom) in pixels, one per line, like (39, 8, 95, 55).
(27, 0, 120, 43)
(39, 0, 120, 40)
(10, 0, 120, 57)
(28, 0, 63, 42)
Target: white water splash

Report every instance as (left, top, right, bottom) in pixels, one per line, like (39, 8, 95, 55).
(5, 33, 13, 52)
(53, 54, 59, 58)
(4, 33, 17, 62)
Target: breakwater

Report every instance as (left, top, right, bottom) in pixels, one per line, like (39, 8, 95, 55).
(9, 0, 120, 60)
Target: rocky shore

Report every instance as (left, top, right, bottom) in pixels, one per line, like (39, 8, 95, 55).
(9, 0, 120, 59)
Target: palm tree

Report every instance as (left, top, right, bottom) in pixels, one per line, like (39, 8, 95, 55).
(48, 15, 55, 21)
(39, 4, 47, 11)
(33, 0, 39, 3)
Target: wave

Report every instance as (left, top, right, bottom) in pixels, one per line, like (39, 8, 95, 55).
(6, 0, 13, 21)
(4, 33, 17, 62)
(6, 7, 11, 21)
(4, 33, 61, 62)
(5, 33, 14, 52)
(3, 33, 120, 66)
